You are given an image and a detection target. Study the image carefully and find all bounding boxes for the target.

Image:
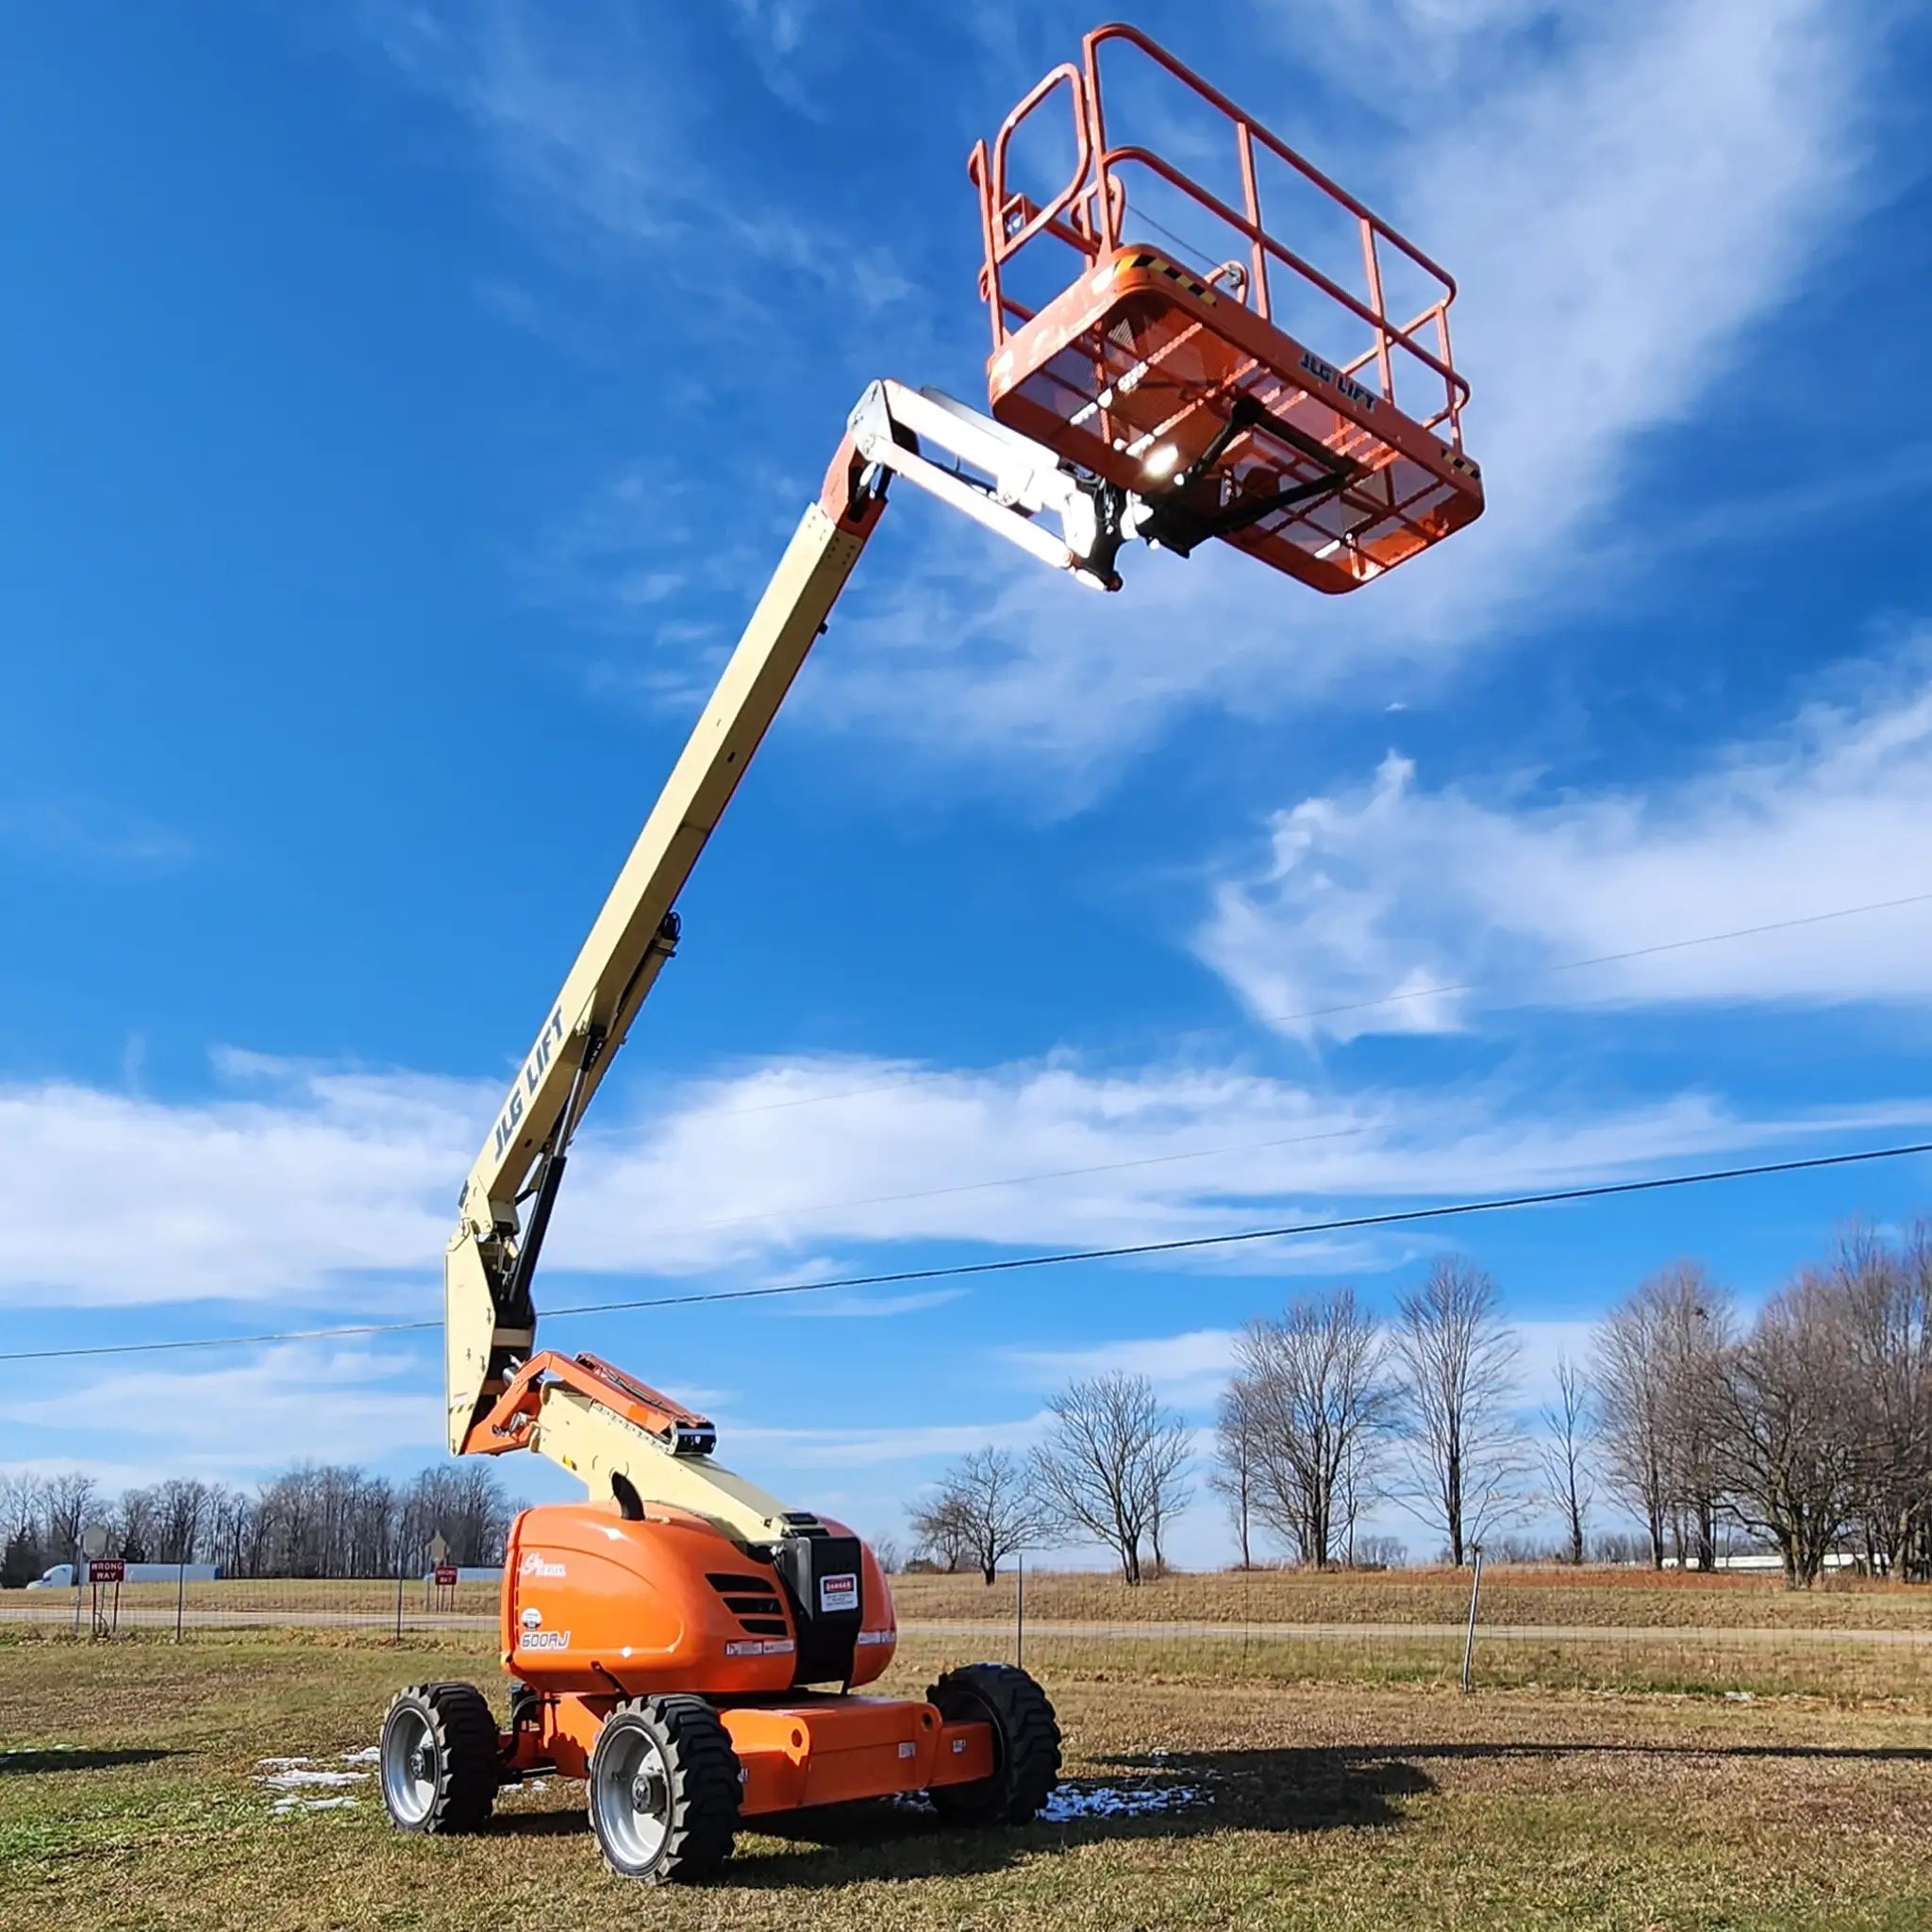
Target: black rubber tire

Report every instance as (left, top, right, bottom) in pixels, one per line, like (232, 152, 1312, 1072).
(378, 1681, 499, 1835)
(925, 1662, 1061, 1825)
(588, 1694, 741, 1884)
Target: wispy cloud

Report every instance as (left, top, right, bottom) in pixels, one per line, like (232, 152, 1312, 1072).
(724, 1411, 1048, 1469)
(1198, 643, 1932, 1040)
(362, 0, 911, 319)
(4, 1043, 1923, 1309)
(806, 0, 1879, 777)
(0, 1343, 437, 1474)
(0, 800, 192, 874)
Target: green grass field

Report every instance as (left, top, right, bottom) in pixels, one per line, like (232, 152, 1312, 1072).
(4, 1609, 1932, 1931)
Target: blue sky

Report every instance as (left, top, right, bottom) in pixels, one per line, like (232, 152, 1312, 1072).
(4, 1, 1931, 1566)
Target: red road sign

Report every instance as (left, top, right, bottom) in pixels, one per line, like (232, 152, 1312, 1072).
(433, 1566, 458, 1588)
(87, 1558, 126, 1584)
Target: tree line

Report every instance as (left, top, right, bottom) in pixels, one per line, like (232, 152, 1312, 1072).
(906, 1222, 1932, 1591)
(0, 1461, 520, 1586)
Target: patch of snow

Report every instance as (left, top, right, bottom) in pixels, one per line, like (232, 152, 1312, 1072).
(258, 1767, 365, 1790)
(1040, 1783, 1203, 1822)
(341, 1745, 380, 1764)
(273, 1794, 358, 1813)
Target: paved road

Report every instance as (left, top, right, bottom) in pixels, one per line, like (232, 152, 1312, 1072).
(2, 1603, 1927, 1643)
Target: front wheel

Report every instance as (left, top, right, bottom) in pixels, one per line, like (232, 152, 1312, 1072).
(588, 1694, 741, 1884)
(377, 1682, 499, 1835)
(927, 1662, 1060, 1825)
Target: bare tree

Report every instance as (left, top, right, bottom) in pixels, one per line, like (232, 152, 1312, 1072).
(115, 1485, 162, 1562)
(1209, 1378, 1261, 1568)
(908, 1448, 1047, 1585)
(1713, 1273, 1858, 1588)
(0, 1473, 44, 1587)
(1237, 1288, 1391, 1568)
(154, 1479, 212, 1565)
(1389, 1257, 1525, 1566)
(1143, 1413, 1194, 1579)
(40, 1471, 97, 1566)
(908, 1491, 974, 1573)
(1595, 1264, 1733, 1569)
(1657, 1264, 1733, 1570)
(1539, 1357, 1594, 1565)
(1834, 1222, 1932, 1578)
(1594, 1279, 1674, 1567)
(1031, 1372, 1190, 1585)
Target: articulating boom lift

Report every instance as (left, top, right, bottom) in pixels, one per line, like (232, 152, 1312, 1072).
(379, 23, 1481, 1884)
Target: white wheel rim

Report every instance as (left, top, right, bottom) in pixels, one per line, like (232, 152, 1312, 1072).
(594, 1723, 673, 1872)
(382, 1706, 438, 1825)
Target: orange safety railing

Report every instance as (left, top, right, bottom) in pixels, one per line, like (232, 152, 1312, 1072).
(969, 22, 1471, 450)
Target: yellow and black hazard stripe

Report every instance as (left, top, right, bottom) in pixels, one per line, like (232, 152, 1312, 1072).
(1121, 251, 1217, 304)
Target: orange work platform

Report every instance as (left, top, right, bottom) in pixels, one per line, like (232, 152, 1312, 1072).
(970, 23, 1483, 594)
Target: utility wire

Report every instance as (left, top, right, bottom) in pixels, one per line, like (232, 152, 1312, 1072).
(685, 890, 1932, 1124)
(8, 1137, 1927, 1366)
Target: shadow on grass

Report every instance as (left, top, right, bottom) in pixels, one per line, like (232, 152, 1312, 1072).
(0, 1746, 173, 1776)
(725, 1745, 1435, 1889)
(1344, 1740, 1932, 1767)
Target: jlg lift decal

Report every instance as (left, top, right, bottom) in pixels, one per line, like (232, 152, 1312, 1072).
(1298, 349, 1378, 415)
(491, 1004, 567, 1160)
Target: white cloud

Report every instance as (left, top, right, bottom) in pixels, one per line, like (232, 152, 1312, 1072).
(780, 1288, 969, 1320)
(0, 1345, 439, 1474)
(1198, 648, 1932, 1039)
(0, 799, 192, 874)
(724, 1412, 1048, 1470)
(807, 0, 1876, 774)
(364, 1, 910, 318)
(1003, 1329, 1240, 1410)
(0, 1059, 482, 1306)
(3, 1043, 1924, 1311)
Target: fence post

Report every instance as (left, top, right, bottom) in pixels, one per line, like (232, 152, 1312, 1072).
(175, 1557, 186, 1643)
(1460, 1545, 1485, 1693)
(393, 1542, 407, 1644)
(1015, 1556, 1024, 1672)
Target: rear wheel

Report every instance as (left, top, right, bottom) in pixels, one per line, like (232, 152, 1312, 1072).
(926, 1662, 1060, 1825)
(377, 1682, 499, 1835)
(588, 1695, 741, 1884)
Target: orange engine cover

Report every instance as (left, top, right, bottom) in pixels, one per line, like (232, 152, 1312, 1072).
(500, 1502, 897, 1697)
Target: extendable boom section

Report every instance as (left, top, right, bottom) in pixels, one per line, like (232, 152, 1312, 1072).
(443, 381, 1139, 1528)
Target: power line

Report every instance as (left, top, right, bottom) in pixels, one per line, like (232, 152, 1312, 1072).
(8, 1137, 1927, 1366)
(683, 889, 1932, 1124)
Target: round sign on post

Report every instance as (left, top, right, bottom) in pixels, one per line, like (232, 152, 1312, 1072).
(80, 1524, 110, 1560)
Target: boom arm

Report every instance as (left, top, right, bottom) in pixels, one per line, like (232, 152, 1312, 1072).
(443, 381, 1135, 1536)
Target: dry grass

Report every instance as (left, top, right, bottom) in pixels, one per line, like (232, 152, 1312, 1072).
(4, 1624, 1932, 1931)
(891, 1564, 1932, 1631)
(15, 1564, 1932, 1637)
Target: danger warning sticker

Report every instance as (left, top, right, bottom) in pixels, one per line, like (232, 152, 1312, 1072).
(819, 1572, 858, 1614)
